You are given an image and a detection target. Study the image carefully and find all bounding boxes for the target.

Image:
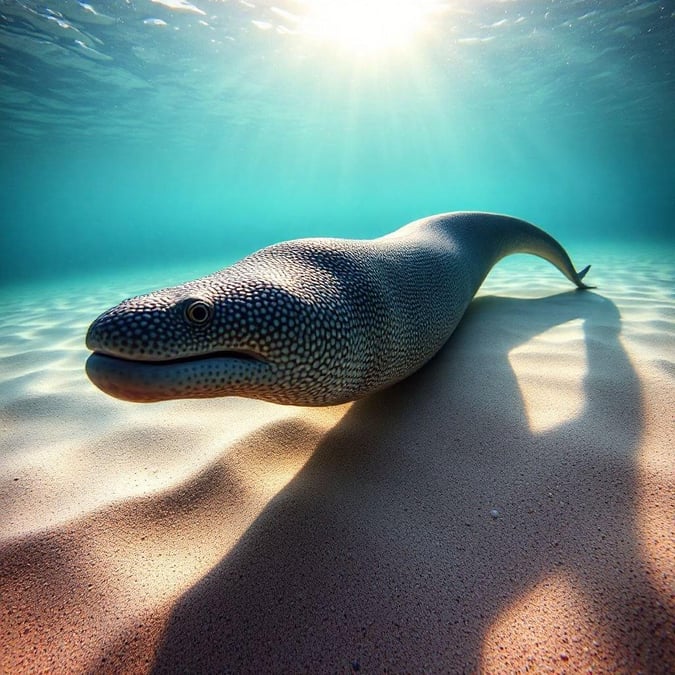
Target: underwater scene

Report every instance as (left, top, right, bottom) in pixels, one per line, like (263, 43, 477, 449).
(1, 1, 673, 672)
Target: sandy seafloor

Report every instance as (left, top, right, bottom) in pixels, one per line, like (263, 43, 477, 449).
(0, 247, 673, 674)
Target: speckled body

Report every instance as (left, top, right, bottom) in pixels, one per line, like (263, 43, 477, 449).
(86, 212, 591, 405)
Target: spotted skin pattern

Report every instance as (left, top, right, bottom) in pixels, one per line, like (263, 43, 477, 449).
(85, 212, 592, 405)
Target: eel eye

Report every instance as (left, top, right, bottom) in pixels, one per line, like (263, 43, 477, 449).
(183, 299, 213, 326)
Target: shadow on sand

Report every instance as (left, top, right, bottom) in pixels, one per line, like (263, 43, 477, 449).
(148, 291, 669, 672)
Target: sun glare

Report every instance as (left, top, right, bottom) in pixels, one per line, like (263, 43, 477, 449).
(299, 0, 436, 55)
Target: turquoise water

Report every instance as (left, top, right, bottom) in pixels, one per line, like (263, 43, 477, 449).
(1, 0, 674, 285)
(1, 6, 674, 670)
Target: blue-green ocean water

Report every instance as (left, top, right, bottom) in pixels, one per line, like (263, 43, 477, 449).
(1, 6, 675, 671)
(1, 0, 674, 285)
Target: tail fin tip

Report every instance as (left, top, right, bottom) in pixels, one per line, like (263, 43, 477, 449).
(576, 264, 596, 290)
(578, 264, 591, 280)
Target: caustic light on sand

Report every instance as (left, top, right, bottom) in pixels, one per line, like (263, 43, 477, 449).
(299, 0, 440, 54)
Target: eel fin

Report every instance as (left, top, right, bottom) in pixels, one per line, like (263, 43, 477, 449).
(576, 264, 596, 290)
(578, 264, 591, 280)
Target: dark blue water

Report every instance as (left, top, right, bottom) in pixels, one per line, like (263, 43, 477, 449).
(1, 0, 674, 284)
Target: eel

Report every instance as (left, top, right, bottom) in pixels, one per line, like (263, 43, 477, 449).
(85, 212, 592, 406)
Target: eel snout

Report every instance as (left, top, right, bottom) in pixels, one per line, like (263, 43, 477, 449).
(85, 291, 275, 402)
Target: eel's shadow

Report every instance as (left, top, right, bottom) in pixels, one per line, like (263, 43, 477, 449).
(150, 291, 662, 672)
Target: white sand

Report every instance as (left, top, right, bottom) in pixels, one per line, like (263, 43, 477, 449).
(1, 250, 673, 673)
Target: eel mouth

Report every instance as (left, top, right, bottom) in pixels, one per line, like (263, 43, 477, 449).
(85, 348, 272, 402)
(89, 348, 269, 366)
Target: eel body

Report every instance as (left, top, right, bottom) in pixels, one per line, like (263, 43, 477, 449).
(85, 212, 591, 405)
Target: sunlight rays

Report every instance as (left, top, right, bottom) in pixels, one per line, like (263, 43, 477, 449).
(296, 0, 442, 56)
